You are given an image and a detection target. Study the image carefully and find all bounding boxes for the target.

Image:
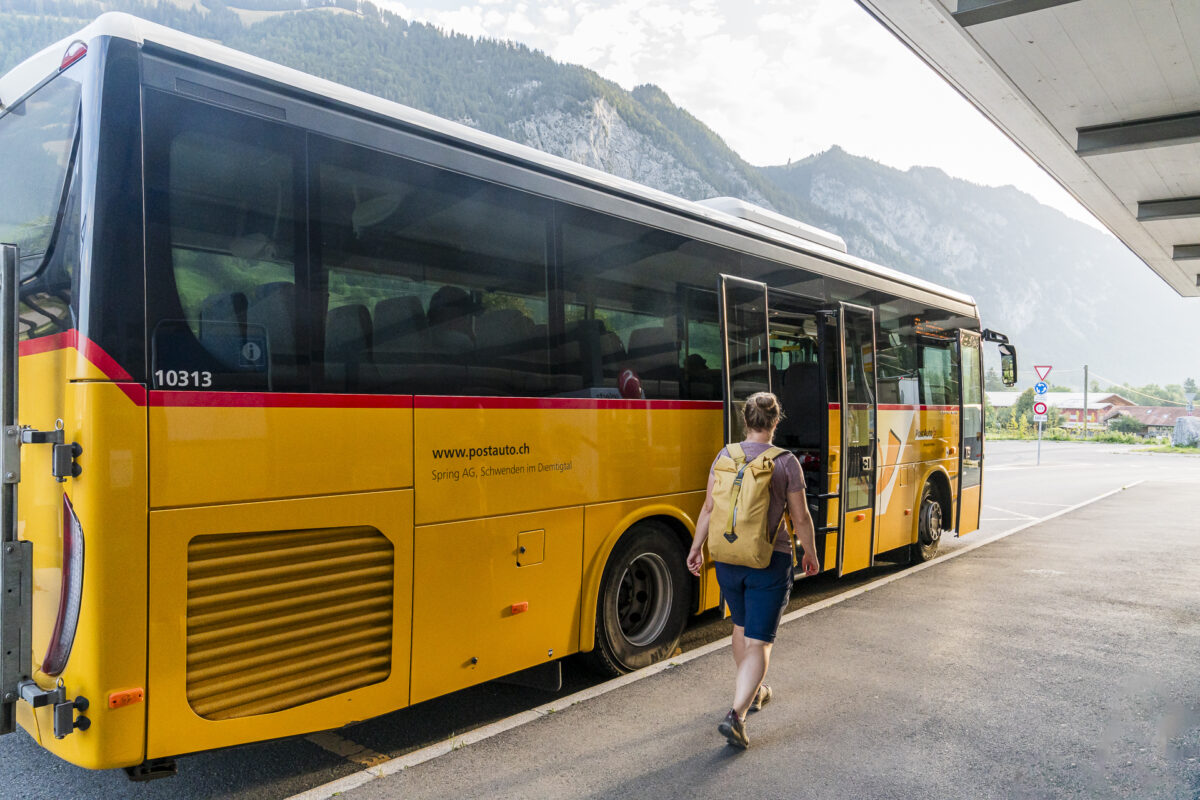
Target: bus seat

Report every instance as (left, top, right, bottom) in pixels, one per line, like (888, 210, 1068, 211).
(566, 319, 604, 386)
(199, 291, 247, 332)
(473, 308, 538, 394)
(247, 282, 300, 388)
(197, 291, 248, 369)
(626, 325, 679, 376)
(325, 303, 378, 391)
(627, 324, 680, 397)
(777, 361, 821, 448)
(427, 285, 474, 358)
(374, 295, 428, 355)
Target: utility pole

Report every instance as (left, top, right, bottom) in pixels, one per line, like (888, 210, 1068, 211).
(1083, 364, 1088, 439)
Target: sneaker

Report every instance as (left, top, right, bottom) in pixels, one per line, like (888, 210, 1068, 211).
(717, 709, 749, 749)
(750, 684, 772, 713)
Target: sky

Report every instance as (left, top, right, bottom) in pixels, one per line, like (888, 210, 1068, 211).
(376, 0, 1105, 230)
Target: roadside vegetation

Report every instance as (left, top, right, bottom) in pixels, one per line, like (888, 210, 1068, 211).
(984, 388, 1197, 448)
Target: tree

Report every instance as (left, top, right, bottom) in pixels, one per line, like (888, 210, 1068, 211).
(985, 366, 1005, 392)
(1185, 377, 1197, 396)
(1109, 413, 1147, 435)
(1046, 404, 1063, 429)
(1012, 387, 1035, 422)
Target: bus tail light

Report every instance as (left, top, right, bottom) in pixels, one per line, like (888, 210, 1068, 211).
(43, 495, 85, 676)
(60, 41, 87, 71)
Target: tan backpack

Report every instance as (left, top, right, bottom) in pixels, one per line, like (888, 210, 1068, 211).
(707, 443, 791, 568)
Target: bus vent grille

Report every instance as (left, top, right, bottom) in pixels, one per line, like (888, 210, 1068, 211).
(185, 526, 394, 720)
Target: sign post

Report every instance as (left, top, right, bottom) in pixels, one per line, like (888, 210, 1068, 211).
(1033, 372, 1050, 466)
(1033, 400, 1048, 465)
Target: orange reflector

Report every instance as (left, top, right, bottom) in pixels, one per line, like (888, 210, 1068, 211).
(854, 513, 866, 522)
(904, 509, 912, 516)
(510, 602, 529, 615)
(108, 688, 144, 709)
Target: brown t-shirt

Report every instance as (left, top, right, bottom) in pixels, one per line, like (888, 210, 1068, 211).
(710, 441, 806, 553)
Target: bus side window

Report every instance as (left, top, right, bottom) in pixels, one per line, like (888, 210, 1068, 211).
(145, 92, 303, 391)
(312, 135, 553, 396)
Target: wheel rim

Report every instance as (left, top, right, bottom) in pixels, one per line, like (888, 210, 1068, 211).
(615, 552, 673, 647)
(919, 494, 943, 547)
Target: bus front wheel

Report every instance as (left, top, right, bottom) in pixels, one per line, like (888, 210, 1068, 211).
(911, 482, 943, 563)
(586, 521, 690, 676)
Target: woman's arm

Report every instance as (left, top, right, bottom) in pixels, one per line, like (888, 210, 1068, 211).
(787, 489, 821, 576)
(687, 471, 717, 576)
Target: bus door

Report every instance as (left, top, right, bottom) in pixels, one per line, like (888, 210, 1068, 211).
(957, 330, 984, 536)
(718, 275, 771, 442)
(767, 290, 832, 571)
(837, 303, 878, 576)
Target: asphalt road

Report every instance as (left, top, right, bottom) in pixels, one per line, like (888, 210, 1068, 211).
(2, 440, 1198, 799)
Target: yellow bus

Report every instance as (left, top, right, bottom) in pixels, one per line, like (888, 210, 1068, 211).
(0, 14, 1017, 778)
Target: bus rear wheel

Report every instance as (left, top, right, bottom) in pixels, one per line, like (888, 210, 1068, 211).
(586, 521, 690, 676)
(911, 482, 943, 563)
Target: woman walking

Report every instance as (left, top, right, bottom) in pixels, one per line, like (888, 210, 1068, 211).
(687, 391, 820, 749)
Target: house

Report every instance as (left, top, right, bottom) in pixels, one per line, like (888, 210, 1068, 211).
(1102, 406, 1195, 438)
(986, 392, 1136, 429)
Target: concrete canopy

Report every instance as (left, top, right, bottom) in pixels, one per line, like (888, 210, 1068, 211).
(856, 0, 1200, 298)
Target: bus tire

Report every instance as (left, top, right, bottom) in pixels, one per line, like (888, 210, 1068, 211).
(911, 481, 943, 563)
(585, 521, 690, 676)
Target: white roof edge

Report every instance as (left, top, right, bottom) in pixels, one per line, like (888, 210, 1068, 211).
(695, 197, 848, 253)
(3, 12, 976, 311)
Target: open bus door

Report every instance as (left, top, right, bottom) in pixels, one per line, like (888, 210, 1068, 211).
(957, 330, 984, 536)
(837, 303, 878, 576)
(718, 275, 771, 442)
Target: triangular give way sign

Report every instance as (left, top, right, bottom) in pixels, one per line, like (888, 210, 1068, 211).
(1034, 365, 1052, 381)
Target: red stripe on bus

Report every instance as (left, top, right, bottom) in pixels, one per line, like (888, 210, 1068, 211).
(415, 396, 722, 411)
(78, 336, 133, 381)
(20, 330, 144, 404)
(149, 391, 416, 409)
(831, 403, 960, 412)
(18, 330, 132, 380)
(18, 329, 76, 356)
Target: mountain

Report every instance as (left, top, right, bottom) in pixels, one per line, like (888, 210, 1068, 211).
(763, 148, 1199, 387)
(2, 0, 1196, 388)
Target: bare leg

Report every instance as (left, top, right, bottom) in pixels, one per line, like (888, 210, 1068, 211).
(731, 639, 773, 718)
(731, 625, 746, 670)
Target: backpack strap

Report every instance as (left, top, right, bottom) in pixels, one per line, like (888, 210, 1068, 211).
(759, 445, 786, 464)
(723, 443, 750, 536)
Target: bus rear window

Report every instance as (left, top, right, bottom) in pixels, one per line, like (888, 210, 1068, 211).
(0, 74, 82, 283)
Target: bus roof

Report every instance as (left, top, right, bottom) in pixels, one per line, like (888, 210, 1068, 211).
(3, 12, 977, 312)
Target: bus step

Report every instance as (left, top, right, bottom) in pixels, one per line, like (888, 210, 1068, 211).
(124, 758, 178, 782)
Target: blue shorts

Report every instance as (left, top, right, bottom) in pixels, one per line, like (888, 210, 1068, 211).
(715, 551, 794, 643)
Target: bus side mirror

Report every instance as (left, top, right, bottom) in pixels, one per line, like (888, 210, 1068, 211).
(1000, 344, 1017, 387)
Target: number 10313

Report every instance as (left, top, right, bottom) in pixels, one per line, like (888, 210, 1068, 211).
(154, 369, 213, 388)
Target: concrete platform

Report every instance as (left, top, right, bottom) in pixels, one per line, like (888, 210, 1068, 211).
(322, 482, 1200, 799)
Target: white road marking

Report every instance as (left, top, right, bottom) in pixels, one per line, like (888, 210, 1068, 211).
(284, 480, 1147, 800)
(988, 462, 1103, 471)
(1009, 500, 1071, 507)
(984, 505, 1038, 520)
